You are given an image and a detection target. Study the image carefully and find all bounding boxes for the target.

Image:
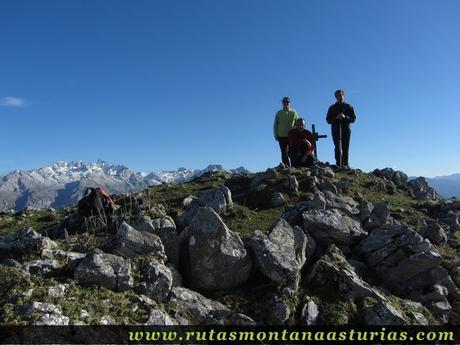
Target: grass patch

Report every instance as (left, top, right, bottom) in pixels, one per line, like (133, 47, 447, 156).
(436, 244, 458, 260)
(0, 267, 148, 325)
(385, 295, 437, 325)
(221, 204, 283, 238)
(0, 265, 34, 324)
(331, 170, 427, 228)
(0, 210, 63, 237)
(59, 281, 147, 324)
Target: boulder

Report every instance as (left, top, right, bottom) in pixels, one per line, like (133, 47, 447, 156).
(0, 258, 22, 269)
(372, 168, 408, 187)
(132, 216, 180, 267)
(103, 222, 165, 259)
(22, 259, 62, 275)
(136, 258, 173, 303)
(99, 315, 116, 325)
(386, 180, 397, 194)
(281, 201, 310, 226)
(318, 180, 338, 194)
(180, 207, 252, 291)
(176, 197, 204, 229)
(150, 217, 180, 266)
(308, 245, 408, 325)
(74, 249, 134, 291)
(48, 284, 68, 298)
(304, 229, 317, 262)
(321, 191, 360, 216)
(407, 266, 451, 297)
(23, 301, 63, 316)
(365, 201, 391, 229)
(271, 193, 286, 207)
(36, 314, 70, 325)
(53, 250, 86, 271)
(421, 221, 447, 244)
(426, 299, 451, 324)
(264, 295, 290, 325)
(303, 176, 320, 192)
(358, 223, 443, 293)
(132, 216, 179, 267)
(283, 175, 299, 194)
(197, 186, 233, 211)
(303, 209, 367, 248)
(311, 165, 335, 178)
(300, 297, 319, 325)
(408, 177, 437, 201)
(22, 302, 69, 326)
(0, 228, 57, 259)
(249, 219, 307, 284)
(170, 287, 255, 325)
(441, 212, 460, 229)
(309, 192, 326, 210)
(362, 299, 407, 325)
(308, 245, 387, 301)
(131, 215, 155, 232)
(418, 284, 449, 303)
(144, 309, 176, 325)
(358, 199, 374, 223)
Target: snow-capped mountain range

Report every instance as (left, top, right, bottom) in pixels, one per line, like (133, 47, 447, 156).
(0, 160, 247, 211)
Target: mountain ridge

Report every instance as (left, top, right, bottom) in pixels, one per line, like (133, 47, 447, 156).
(0, 160, 248, 211)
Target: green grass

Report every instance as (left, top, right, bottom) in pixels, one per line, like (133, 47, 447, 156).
(221, 204, 283, 238)
(147, 178, 226, 207)
(455, 231, 460, 242)
(0, 210, 63, 237)
(385, 295, 437, 325)
(0, 265, 34, 324)
(330, 170, 428, 228)
(0, 265, 149, 325)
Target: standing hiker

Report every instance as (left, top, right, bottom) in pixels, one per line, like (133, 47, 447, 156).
(273, 96, 298, 167)
(326, 89, 356, 168)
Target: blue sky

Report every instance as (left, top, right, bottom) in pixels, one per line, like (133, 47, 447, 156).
(1, 0, 459, 177)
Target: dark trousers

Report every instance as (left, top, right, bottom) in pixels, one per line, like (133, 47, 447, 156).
(289, 148, 315, 168)
(331, 124, 351, 166)
(278, 137, 290, 166)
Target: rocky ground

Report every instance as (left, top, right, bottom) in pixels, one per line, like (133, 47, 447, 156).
(1, 163, 459, 326)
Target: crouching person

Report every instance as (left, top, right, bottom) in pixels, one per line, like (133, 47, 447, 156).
(288, 118, 316, 168)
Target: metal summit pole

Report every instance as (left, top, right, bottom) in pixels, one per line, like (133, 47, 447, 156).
(311, 124, 327, 161)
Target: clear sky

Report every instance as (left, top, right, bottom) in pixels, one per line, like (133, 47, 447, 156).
(1, 0, 459, 177)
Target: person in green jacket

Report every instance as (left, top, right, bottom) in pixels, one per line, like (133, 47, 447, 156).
(273, 97, 299, 167)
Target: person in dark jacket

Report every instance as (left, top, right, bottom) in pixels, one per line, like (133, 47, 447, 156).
(288, 118, 316, 168)
(326, 89, 356, 168)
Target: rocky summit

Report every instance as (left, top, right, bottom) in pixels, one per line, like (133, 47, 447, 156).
(1, 164, 460, 326)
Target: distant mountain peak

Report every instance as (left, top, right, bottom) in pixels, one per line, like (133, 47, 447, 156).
(0, 161, 248, 211)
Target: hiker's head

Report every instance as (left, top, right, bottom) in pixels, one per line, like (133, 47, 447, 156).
(335, 90, 345, 103)
(282, 97, 291, 109)
(295, 118, 306, 132)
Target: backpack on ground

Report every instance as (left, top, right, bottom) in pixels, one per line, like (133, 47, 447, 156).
(78, 187, 105, 217)
(95, 187, 115, 216)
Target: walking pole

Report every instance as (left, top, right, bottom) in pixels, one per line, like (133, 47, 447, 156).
(338, 120, 343, 168)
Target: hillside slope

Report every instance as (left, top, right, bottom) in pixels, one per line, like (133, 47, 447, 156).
(1, 164, 459, 328)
